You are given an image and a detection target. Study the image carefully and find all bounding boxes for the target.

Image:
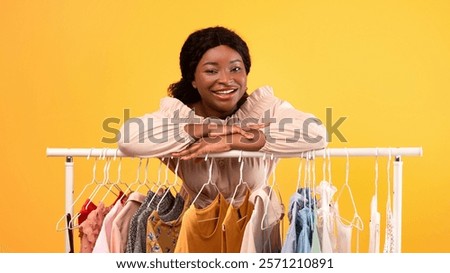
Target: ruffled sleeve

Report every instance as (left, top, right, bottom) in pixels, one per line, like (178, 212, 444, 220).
(118, 97, 202, 157)
(237, 86, 327, 153)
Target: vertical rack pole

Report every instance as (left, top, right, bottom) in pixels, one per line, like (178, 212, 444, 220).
(65, 156, 74, 253)
(393, 156, 403, 253)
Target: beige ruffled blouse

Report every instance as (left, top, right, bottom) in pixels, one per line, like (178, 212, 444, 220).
(118, 86, 327, 208)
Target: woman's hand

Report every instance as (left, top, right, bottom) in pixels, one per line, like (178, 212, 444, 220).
(173, 126, 267, 160)
(208, 123, 267, 139)
(172, 136, 231, 160)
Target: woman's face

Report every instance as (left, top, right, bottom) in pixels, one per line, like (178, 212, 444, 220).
(192, 45, 247, 119)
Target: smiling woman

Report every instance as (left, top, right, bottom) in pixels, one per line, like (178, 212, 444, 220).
(117, 26, 327, 252)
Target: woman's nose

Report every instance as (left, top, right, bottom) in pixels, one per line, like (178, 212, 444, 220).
(217, 71, 233, 84)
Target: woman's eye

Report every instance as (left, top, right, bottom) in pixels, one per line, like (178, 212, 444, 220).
(231, 67, 241, 72)
(205, 69, 217, 74)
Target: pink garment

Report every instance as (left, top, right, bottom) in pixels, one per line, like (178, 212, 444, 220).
(92, 199, 125, 253)
(110, 192, 146, 253)
(79, 202, 111, 253)
(118, 86, 327, 208)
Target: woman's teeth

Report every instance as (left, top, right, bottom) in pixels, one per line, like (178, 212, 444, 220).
(214, 89, 235, 94)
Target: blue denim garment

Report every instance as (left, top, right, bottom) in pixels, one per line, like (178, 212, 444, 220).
(281, 188, 316, 253)
(281, 191, 302, 253)
(296, 188, 315, 253)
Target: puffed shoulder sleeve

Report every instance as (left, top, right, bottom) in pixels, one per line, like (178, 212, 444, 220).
(117, 97, 199, 157)
(240, 86, 327, 154)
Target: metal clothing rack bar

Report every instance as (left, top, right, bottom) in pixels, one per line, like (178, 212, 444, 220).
(46, 146, 423, 253)
(46, 147, 423, 158)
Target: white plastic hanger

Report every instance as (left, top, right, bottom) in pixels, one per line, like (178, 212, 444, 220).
(83, 149, 113, 209)
(261, 154, 282, 231)
(191, 155, 219, 207)
(146, 157, 170, 209)
(151, 158, 165, 192)
(117, 157, 143, 205)
(307, 151, 316, 209)
(295, 152, 305, 191)
(69, 148, 111, 229)
(311, 151, 317, 211)
(334, 148, 364, 252)
(304, 151, 311, 207)
(156, 157, 181, 212)
(99, 150, 124, 204)
(369, 148, 381, 253)
(335, 148, 364, 231)
(229, 151, 251, 207)
(55, 148, 98, 231)
(134, 158, 151, 193)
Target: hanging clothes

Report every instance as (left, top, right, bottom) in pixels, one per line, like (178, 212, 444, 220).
(125, 190, 155, 253)
(368, 195, 381, 253)
(92, 199, 125, 253)
(110, 192, 146, 253)
(134, 190, 175, 253)
(383, 204, 395, 253)
(221, 189, 254, 253)
(146, 193, 186, 253)
(240, 186, 284, 253)
(282, 188, 315, 253)
(333, 202, 353, 253)
(296, 188, 315, 253)
(175, 193, 228, 253)
(78, 199, 97, 226)
(310, 214, 321, 253)
(79, 202, 111, 253)
(315, 180, 337, 253)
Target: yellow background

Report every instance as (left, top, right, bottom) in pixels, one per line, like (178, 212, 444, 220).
(0, 0, 448, 252)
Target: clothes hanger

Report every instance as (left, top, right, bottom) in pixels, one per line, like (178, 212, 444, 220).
(55, 148, 98, 231)
(300, 151, 315, 211)
(191, 155, 219, 207)
(156, 157, 180, 212)
(68, 149, 114, 229)
(143, 157, 157, 190)
(117, 157, 143, 204)
(369, 148, 381, 253)
(229, 151, 251, 208)
(306, 151, 315, 209)
(295, 152, 304, 191)
(303, 151, 311, 207)
(149, 157, 164, 192)
(111, 149, 127, 192)
(335, 148, 364, 230)
(306, 151, 316, 246)
(334, 149, 364, 252)
(69, 148, 112, 229)
(261, 154, 282, 231)
(146, 157, 171, 209)
(83, 149, 112, 208)
(311, 151, 317, 208)
(113, 149, 130, 191)
(99, 149, 125, 204)
(134, 158, 151, 193)
(314, 148, 337, 253)
(386, 149, 393, 213)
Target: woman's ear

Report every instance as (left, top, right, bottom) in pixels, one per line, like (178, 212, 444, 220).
(192, 81, 197, 89)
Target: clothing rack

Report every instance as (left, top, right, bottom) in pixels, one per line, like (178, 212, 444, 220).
(46, 147, 423, 253)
